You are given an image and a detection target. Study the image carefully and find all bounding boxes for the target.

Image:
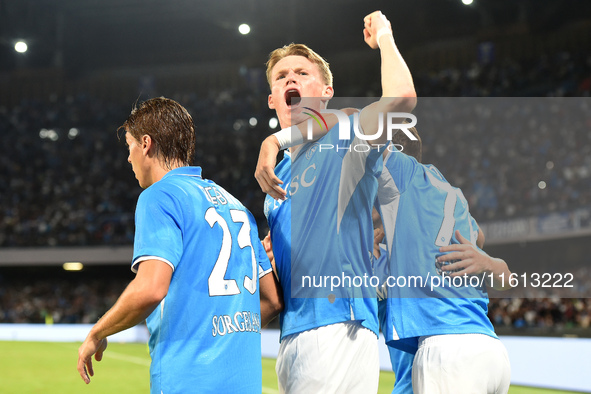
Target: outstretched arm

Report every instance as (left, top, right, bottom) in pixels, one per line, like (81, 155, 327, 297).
(438, 230, 512, 291)
(358, 11, 416, 146)
(77, 260, 172, 384)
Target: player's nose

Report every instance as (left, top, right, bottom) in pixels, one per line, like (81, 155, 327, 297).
(285, 71, 298, 84)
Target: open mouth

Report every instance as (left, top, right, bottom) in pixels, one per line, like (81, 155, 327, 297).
(285, 89, 301, 108)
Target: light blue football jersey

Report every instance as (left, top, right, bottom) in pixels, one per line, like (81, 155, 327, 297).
(133, 167, 271, 394)
(377, 149, 496, 351)
(264, 116, 382, 340)
(376, 245, 414, 394)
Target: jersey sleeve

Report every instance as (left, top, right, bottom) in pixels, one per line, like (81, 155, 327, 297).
(381, 148, 418, 196)
(132, 186, 184, 273)
(468, 213, 481, 247)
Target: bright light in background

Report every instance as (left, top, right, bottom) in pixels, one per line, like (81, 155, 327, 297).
(268, 117, 278, 129)
(238, 24, 251, 35)
(39, 128, 59, 141)
(538, 181, 547, 190)
(68, 128, 79, 139)
(14, 41, 28, 53)
(63, 262, 83, 271)
(249, 117, 258, 127)
(462, 0, 473, 4)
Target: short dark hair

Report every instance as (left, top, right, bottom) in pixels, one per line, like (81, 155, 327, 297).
(393, 126, 422, 162)
(120, 97, 195, 168)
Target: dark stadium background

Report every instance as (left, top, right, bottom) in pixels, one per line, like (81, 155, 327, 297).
(1, 0, 591, 339)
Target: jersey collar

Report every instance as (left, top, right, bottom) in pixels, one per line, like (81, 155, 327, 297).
(162, 166, 203, 179)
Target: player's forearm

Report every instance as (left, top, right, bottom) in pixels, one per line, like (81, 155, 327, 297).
(378, 34, 416, 103)
(359, 35, 416, 146)
(486, 257, 512, 291)
(271, 113, 345, 149)
(88, 280, 162, 340)
(259, 273, 284, 327)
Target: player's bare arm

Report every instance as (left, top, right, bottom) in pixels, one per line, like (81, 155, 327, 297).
(438, 230, 512, 291)
(77, 260, 172, 384)
(359, 11, 417, 146)
(260, 272, 284, 327)
(255, 109, 358, 200)
(476, 227, 485, 249)
(259, 232, 284, 327)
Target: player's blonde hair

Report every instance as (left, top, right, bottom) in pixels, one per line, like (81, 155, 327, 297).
(266, 43, 333, 89)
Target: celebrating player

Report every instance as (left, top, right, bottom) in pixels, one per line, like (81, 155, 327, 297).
(256, 11, 416, 394)
(77, 97, 281, 393)
(375, 126, 512, 394)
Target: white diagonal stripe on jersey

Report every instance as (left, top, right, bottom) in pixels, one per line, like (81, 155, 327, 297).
(337, 136, 373, 234)
(377, 151, 401, 261)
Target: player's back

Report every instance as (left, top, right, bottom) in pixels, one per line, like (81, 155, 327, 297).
(377, 151, 495, 347)
(135, 167, 265, 393)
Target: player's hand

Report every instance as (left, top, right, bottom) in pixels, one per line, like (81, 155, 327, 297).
(437, 230, 492, 277)
(262, 231, 279, 276)
(363, 11, 392, 50)
(255, 136, 286, 200)
(77, 336, 108, 384)
(373, 227, 384, 259)
(262, 231, 274, 263)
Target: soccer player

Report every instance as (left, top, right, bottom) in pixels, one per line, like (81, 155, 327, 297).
(375, 126, 512, 393)
(76, 97, 280, 393)
(255, 11, 416, 394)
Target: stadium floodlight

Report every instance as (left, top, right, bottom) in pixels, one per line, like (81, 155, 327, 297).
(238, 23, 251, 35)
(14, 41, 28, 53)
(249, 117, 258, 127)
(269, 117, 279, 129)
(461, 0, 474, 4)
(68, 128, 79, 139)
(63, 262, 84, 271)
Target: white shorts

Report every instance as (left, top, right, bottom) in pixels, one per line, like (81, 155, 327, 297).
(276, 321, 379, 394)
(412, 334, 511, 394)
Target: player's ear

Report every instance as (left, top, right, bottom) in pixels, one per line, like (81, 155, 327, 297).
(141, 135, 152, 155)
(268, 94, 276, 110)
(320, 85, 333, 106)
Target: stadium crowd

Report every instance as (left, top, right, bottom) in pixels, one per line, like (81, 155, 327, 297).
(1, 50, 590, 247)
(2, 274, 590, 332)
(1, 50, 591, 333)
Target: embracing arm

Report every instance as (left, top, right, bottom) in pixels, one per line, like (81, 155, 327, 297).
(438, 230, 512, 291)
(260, 272, 283, 327)
(255, 109, 358, 199)
(259, 231, 284, 326)
(77, 260, 172, 384)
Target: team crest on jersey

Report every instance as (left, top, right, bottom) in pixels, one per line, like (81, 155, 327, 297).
(305, 143, 320, 160)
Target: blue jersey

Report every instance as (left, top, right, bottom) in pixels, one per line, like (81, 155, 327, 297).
(377, 246, 414, 394)
(264, 117, 382, 340)
(377, 149, 496, 351)
(133, 167, 271, 394)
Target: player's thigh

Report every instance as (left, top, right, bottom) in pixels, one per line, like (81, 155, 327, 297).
(412, 334, 510, 394)
(276, 321, 379, 394)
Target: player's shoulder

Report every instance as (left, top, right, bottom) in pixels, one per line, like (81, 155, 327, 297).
(140, 173, 210, 211)
(201, 177, 253, 213)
